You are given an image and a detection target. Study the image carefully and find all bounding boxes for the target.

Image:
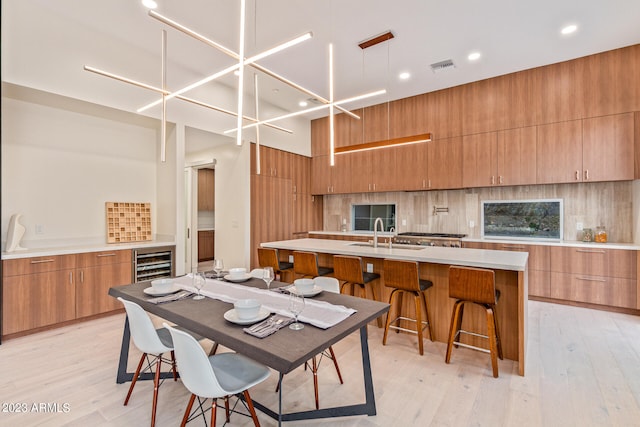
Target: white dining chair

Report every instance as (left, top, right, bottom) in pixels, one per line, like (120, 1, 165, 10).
(163, 323, 270, 427)
(276, 277, 344, 410)
(118, 297, 178, 427)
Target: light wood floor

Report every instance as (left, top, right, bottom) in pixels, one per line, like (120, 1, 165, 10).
(1, 300, 639, 426)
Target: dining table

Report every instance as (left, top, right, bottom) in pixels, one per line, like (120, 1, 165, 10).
(108, 275, 390, 425)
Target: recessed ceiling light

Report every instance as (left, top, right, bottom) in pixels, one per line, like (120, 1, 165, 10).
(468, 52, 481, 61)
(561, 24, 578, 35)
(399, 72, 410, 80)
(299, 101, 308, 107)
(141, 0, 158, 9)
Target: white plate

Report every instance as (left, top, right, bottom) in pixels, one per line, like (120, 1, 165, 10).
(143, 284, 181, 297)
(224, 273, 252, 283)
(223, 308, 270, 325)
(289, 285, 323, 297)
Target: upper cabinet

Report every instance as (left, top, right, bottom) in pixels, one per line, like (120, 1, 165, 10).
(197, 168, 215, 211)
(463, 127, 537, 188)
(309, 45, 639, 193)
(537, 113, 634, 184)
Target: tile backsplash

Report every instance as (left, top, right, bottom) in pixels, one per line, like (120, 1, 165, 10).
(323, 181, 636, 243)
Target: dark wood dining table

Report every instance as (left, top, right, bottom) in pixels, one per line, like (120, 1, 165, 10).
(108, 278, 390, 425)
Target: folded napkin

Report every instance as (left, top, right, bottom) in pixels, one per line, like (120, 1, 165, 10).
(243, 314, 294, 338)
(146, 290, 193, 304)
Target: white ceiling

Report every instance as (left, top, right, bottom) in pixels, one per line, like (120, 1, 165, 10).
(3, 0, 640, 136)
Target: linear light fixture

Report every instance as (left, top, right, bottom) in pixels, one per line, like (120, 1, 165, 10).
(329, 44, 335, 166)
(236, 0, 246, 146)
(83, 65, 292, 134)
(223, 89, 386, 134)
(334, 133, 432, 155)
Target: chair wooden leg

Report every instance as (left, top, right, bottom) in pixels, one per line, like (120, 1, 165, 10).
(312, 356, 320, 409)
(327, 346, 344, 384)
(487, 307, 499, 378)
(180, 394, 196, 427)
(211, 398, 217, 427)
(414, 293, 424, 355)
(124, 353, 146, 405)
(224, 396, 230, 422)
(394, 291, 404, 334)
(492, 303, 504, 360)
(150, 355, 162, 427)
(445, 301, 464, 364)
(453, 303, 465, 348)
(243, 390, 261, 427)
(421, 292, 434, 341)
(382, 289, 398, 345)
(170, 350, 178, 381)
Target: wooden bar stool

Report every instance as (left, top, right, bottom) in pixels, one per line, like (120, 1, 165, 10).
(382, 259, 434, 355)
(333, 255, 383, 328)
(445, 265, 503, 378)
(293, 251, 333, 278)
(257, 247, 294, 283)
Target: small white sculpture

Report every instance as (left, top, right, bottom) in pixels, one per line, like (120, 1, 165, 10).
(5, 214, 27, 252)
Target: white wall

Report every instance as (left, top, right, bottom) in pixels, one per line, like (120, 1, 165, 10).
(1, 89, 159, 247)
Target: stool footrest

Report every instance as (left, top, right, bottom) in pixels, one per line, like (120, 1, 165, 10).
(452, 330, 491, 354)
(388, 316, 429, 335)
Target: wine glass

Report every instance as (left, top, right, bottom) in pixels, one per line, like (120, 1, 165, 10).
(288, 293, 305, 330)
(213, 259, 224, 278)
(193, 271, 206, 300)
(262, 266, 274, 290)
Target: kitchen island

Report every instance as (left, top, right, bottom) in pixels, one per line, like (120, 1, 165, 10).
(262, 238, 529, 376)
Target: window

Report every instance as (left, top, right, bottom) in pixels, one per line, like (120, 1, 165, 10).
(482, 199, 563, 240)
(352, 204, 396, 232)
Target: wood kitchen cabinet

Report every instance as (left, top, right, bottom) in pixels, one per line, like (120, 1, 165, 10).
(2, 249, 132, 337)
(311, 154, 351, 195)
(198, 230, 215, 262)
(463, 127, 537, 188)
(427, 136, 463, 189)
(549, 246, 637, 309)
(197, 168, 215, 211)
(395, 143, 428, 190)
(462, 241, 550, 297)
(537, 114, 634, 184)
(75, 250, 132, 318)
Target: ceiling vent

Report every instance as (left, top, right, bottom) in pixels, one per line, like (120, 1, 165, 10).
(306, 97, 324, 105)
(430, 59, 456, 73)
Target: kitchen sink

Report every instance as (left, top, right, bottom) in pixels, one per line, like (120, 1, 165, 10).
(347, 242, 426, 250)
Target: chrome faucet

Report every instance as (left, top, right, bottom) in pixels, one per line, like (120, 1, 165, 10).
(373, 217, 384, 248)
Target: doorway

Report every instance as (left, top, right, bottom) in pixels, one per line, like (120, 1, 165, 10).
(184, 160, 216, 273)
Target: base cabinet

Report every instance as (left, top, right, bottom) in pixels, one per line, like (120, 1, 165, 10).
(550, 272, 637, 309)
(198, 231, 215, 262)
(2, 249, 132, 337)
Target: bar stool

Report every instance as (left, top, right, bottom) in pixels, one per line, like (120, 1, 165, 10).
(257, 247, 294, 283)
(382, 259, 434, 355)
(445, 265, 503, 378)
(293, 251, 333, 278)
(333, 255, 383, 328)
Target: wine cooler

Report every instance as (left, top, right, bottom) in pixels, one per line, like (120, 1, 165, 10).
(133, 246, 175, 282)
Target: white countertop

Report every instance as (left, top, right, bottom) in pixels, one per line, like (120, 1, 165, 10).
(2, 238, 176, 260)
(308, 231, 640, 251)
(262, 238, 528, 272)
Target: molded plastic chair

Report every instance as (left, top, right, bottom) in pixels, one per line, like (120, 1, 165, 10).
(118, 297, 178, 427)
(382, 259, 434, 355)
(163, 323, 270, 426)
(276, 277, 344, 409)
(333, 255, 383, 327)
(257, 247, 294, 282)
(445, 265, 503, 377)
(293, 251, 333, 278)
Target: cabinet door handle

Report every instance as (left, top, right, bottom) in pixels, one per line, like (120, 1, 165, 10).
(501, 245, 526, 250)
(422, 179, 426, 188)
(499, 176, 504, 184)
(576, 276, 607, 282)
(491, 176, 495, 185)
(428, 179, 431, 188)
(69, 272, 73, 284)
(373, 183, 376, 190)
(575, 170, 580, 180)
(97, 253, 116, 257)
(576, 249, 606, 254)
(584, 169, 589, 180)
(293, 185, 296, 193)
(80, 270, 84, 283)
(31, 259, 55, 264)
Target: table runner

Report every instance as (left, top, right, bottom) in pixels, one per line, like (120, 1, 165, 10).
(172, 274, 356, 329)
